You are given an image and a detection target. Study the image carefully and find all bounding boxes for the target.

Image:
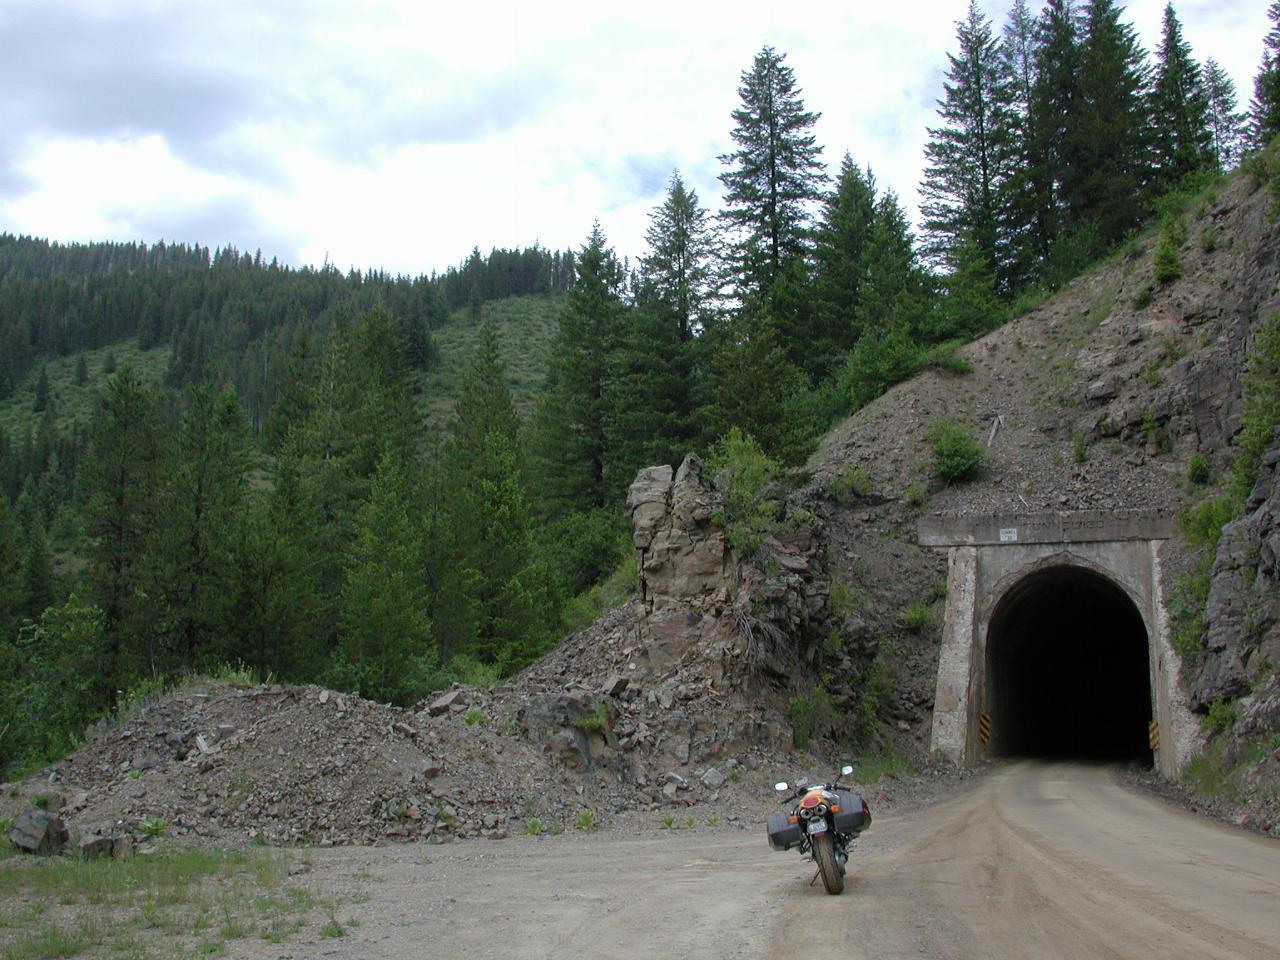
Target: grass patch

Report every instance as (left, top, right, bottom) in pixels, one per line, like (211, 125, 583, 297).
(0, 847, 342, 957)
(570, 701, 612, 734)
(825, 464, 871, 503)
(851, 747, 910, 784)
(900, 600, 935, 634)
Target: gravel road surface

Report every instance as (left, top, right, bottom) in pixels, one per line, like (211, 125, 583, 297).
(257, 762, 1280, 960)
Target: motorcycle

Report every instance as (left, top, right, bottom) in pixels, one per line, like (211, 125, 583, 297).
(766, 763, 871, 895)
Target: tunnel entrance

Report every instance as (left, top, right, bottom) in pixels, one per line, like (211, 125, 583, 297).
(987, 565, 1153, 764)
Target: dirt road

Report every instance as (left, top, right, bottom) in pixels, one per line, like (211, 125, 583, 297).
(266, 762, 1280, 960)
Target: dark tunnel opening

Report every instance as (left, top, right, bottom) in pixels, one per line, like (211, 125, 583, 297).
(987, 565, 1153, 764)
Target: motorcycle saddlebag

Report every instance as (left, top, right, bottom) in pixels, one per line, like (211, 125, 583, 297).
(767, 811, 804, 851)
(832, 791, 870, 834)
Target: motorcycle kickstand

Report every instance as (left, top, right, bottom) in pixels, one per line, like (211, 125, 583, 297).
(809, 870, 821, 887)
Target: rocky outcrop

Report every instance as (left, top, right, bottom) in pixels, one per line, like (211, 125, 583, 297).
(1194, 437, 1280, 709)
(627, 455, 727, 607)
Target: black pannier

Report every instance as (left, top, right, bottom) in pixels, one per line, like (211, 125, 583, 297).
(767, 811, 804, 850)
(832, 791, 870, 834)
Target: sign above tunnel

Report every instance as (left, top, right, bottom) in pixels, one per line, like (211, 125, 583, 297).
(917, 510, 1176, 547)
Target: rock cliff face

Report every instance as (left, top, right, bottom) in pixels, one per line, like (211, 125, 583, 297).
(1195, 439, 1280, 709)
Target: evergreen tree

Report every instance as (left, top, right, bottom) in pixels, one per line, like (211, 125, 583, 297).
(1150, 3, 1212, 190)
(17, 518, 55, 623)
(529, 224, 626, 515)
(860, 190, 933, 343)
(1203, 59, 1247, 169)
(334, 453, 434, 704)
(921, 0, 1010, 288)
(638, 172, 715, 340)
(703, 314, 809, 465)
(74, 355, 88, 386)
(32, 366, 49, 413)
(811, 155, 878, 370)
(1061, 0, 1151, 253)
(150, 383, 253, 672)
(0, 498, 21, 644)
(1251, 3, 1280, 148)
(718, 45, 826, 302)
(996, 0, 1046, 290)
(81, 367, 165, 691)
(1026, 0, 1081, 268)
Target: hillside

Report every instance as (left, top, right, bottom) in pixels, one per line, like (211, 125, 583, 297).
(421, 293, 562, 430)
(10, 166, 1279, 849)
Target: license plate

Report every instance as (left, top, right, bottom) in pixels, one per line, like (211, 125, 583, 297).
(806, 819, 827, 835)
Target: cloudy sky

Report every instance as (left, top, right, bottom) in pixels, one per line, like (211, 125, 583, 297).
(0, 0, 1266, 277)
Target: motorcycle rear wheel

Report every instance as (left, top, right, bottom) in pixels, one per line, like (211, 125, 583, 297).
(813, 832, 844, 895)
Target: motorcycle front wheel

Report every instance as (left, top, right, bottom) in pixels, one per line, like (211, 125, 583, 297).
(813, 832, 844, 895)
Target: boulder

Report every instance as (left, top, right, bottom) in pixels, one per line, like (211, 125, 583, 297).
(10, 806, 68, 856)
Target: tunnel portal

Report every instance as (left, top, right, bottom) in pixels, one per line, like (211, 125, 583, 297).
(920, 510, 1196, 775)
(987, 565, 1152, 763)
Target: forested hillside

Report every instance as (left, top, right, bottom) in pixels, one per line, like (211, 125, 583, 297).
(1, 0, 1276, 775)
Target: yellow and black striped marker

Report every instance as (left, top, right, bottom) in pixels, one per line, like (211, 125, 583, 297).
(978, 713, 992, 745)
(1148, 720, 1159, 751)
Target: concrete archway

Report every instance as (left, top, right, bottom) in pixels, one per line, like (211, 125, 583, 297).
(985, 564, 1152, 762)
(920, 511, 1198, 776)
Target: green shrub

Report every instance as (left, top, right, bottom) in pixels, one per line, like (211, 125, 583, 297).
(1179, 497, 1236, 550)
(901, 600, 935, 634)
(927, 419, 984, 483)
(461, 708, 485, 726)
(524, 817, 543, 836)
(788, 686, 837, 749)
(903, 482, 927, 509)
(571, 701, 612, 734)
(707, 427, 780, 555)
(826, 465, 871, 503)
(1168, 562, 1212, 663)
(920, 340, 973, 375)
(1186, 452, 1212, 486)
(574, 809, 597, 831)
(1204, 699, 1236, 733)
(1153, 214, 1187, 284)
(1132, 283, 1154, 309)
(849, 657, 894, 748)
(836, 325, 923, 412)
(1230, 313, 1280, 505)
(1072, 429, 1089, 464)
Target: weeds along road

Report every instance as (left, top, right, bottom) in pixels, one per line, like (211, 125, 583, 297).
(264, 762, 1280, 960)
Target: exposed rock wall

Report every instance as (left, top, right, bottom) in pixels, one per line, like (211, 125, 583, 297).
(1194, 437, 1280, 709)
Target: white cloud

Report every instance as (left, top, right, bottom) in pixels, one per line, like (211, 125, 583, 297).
(0, 0, 1268, 276)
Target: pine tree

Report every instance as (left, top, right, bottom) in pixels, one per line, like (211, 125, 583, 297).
(1250, 3, 1280, 148)
(860, 190, 933, 343)
(32, 366, 49, 413)
(529, 224, 626, 515)
(81, 366, 165, 691)
(638, 172, 715, 340)
(921, 0, 1010, 288)
(150, 383, 253, 672)
(996, 0, 1046, 291)
(718, 45, 826, 302)
(811, 155, 878, 367)
(1061, 0, 1151, 253)
(1150, 3, 1212, 191)
(1026, 0, 1081, 269)
(1203, 59, 1247, 169)
(703, 314, 809, 464)
(334, 453, 434, 705)
(0, 498, 21, 644)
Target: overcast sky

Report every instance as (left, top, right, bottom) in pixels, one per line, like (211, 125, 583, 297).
(0, 0, 1266, 277)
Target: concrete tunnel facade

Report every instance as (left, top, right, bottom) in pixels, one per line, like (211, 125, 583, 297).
(920, 511, 1200, 777)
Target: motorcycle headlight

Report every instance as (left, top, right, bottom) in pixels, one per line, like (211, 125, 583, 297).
(798, 806, 811, 819)
(815, 803, 827, 816)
